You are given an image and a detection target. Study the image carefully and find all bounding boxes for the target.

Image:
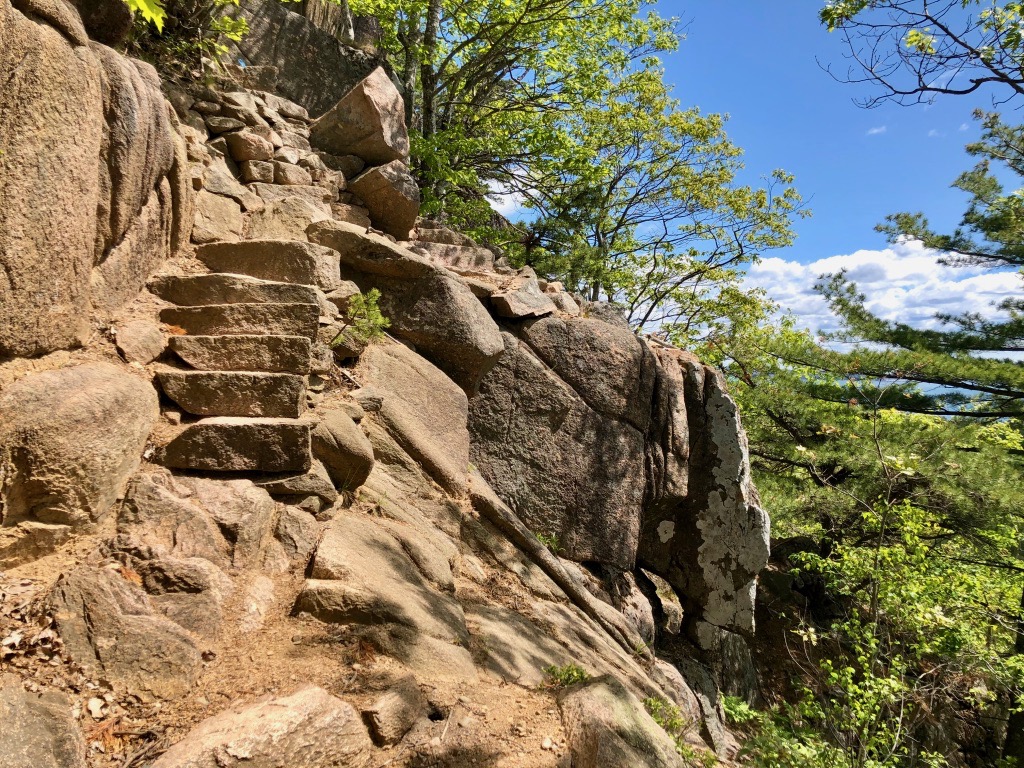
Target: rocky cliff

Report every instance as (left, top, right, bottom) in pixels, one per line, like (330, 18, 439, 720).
(0, 3, 769, 766)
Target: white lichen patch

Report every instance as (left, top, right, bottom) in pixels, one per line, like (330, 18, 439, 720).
(656, 520, 675, 543)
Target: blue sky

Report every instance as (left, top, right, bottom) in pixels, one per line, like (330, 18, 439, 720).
(656, 1, 1022, 331)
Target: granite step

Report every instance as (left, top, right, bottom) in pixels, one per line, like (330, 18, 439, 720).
(196, 240, 342, 290)
(149, 273, 319, 306)
(160, 303, 319, 339)
(169, 335, 312, 374)
(157, 370, 307, 418)
(159, 417, 312, 473)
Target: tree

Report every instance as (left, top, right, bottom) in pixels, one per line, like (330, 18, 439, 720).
(347, 0, 679, 226)
(501, 68, 804, 344)
(819, 0, 1024, 107)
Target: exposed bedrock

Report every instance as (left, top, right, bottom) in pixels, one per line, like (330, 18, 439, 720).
(0, 0, 190, 358)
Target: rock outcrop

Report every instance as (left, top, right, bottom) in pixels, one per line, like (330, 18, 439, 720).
(0, 0, 188, 357)
(0, 21, 767, 766)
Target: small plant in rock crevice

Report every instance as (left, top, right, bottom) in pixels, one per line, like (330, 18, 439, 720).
(535, 531, 560, 554)
(330, 288, 391, 348)
(541, 663, 589, 689)
(644, 697, 714, 767)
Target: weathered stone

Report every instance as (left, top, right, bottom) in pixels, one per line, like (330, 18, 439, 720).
(137, 556, 234, 639)
(191, 190, 244, 243)
(325, 281, 362, 313)
(150, 273, 319, 306)
(308, 219, 431, 278)
(161, 303, 320, 339)
(273, 160, 314, 186)
(295, 513, 475, 681)
(116, 470, 276, 570)
(246, 196, 329, 241)
(202, 159, 263, 212)
(348, 160, 420, 240)
(160, 417, 313, 473)
(558, 676, 687, 768)
(249, 181, 332, 211)
(362, 674, 426, 746)
(490, 274, 557, 319)
(273, 145, 301, 164)
(49, 564, 202, 701)
(170, 334, 312, 374)
(0, 9, 180, 356)
(0, 363, 158, 566)
(416, 223, 476, 246)
(151, 686, 374, 768)
(259, 91, 309, 120)
(205, 115, 245, 133)
(311, 409, 375, 489)
(224, 0, 381, 117)
(239, 159, 275, 183)
(225, 131, 274, 162)
(198, 240, 341, 290)
(158, 371, 307, 418)
(310, 67, 409, 164)
(354, 343, 470, 493)
(604, 568, 656, 646)
(259, 459, 337, 506)
(412, 241, 495, 271)
(72, 0, 133, 45)
(469, 333, 645, 569)
(115, 319, 166, 364)
(0, 675, 87, 768)
(318, 151, 365, 177)
(273, 506, 321, 561)
(637, 349, 769, 640)
(551, 291, 580, 315)
(331, 202, 372, 228)
(520, 314, 657, 431)
(279, 129, 312, 150)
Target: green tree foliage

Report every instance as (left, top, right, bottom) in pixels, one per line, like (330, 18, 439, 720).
(126, 0, 167, 30)
(126, 0, 249, 77)
(820, 0, 1024, 106)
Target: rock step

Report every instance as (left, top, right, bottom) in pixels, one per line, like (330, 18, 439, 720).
(412, 241, 495, 271)
(169, 335, 312, 374)
(161, 303, 319, 339)
(157, 370, 307, 419)
(159, 417, 313, 473)
(149, 273, 319, 307)
(196, 240, 342, 290)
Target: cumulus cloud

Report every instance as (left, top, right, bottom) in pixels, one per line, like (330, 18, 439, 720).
(744, 239, 1021, 334)
(485, 179, 527, 219)
(866, 126, 887, 136)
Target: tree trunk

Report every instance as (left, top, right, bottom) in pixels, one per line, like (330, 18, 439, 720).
(1002, 565, 1024, 761)
(419, 0, 442, 140)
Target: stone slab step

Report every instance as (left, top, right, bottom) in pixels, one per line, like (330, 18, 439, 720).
(159, 417, 312, 473)
(169, 335, 312, 374)
(197, 240, 341, 290)
(161, 304, 319, 339)
(412, 241, 495, 271)
(158, 371, 307, 418)
(149, 274, 319, 306)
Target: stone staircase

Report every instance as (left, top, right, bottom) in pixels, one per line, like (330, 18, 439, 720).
(151, 265, 323, 474)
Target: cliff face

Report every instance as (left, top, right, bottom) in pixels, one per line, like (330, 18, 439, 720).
(0, 3, 767, 766)
(0, 0, 191, 358)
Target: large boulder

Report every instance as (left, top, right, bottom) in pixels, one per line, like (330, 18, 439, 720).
(469, 333, 646, 569)
(637, 348, 770, 642)
(0, 1, 187, 356)
(310, 67, 409, 164)
(557, 676, 687, 768)
(354, 342, 471, 494)
(347, 159, 419, 240)
(0, 676, 86, 768)
(0, 363, 158, 567)
(48, 564, 203, 701)
(151, 686, 374, 768)
(311, 409, 375, 490)
(224, 0, 383, 117)
(310, 221, 504, 392)
(295, 513, 475, 681)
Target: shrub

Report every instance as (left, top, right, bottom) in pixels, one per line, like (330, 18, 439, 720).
(541, 663, 589, 689)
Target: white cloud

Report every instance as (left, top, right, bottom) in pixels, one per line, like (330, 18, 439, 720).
(866, 126, 887, 136)
(927, 128, 943, 138)
(485, 180, 527, 219)
(959, 123, 970, 131)
(744, 239, 1021, 334)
